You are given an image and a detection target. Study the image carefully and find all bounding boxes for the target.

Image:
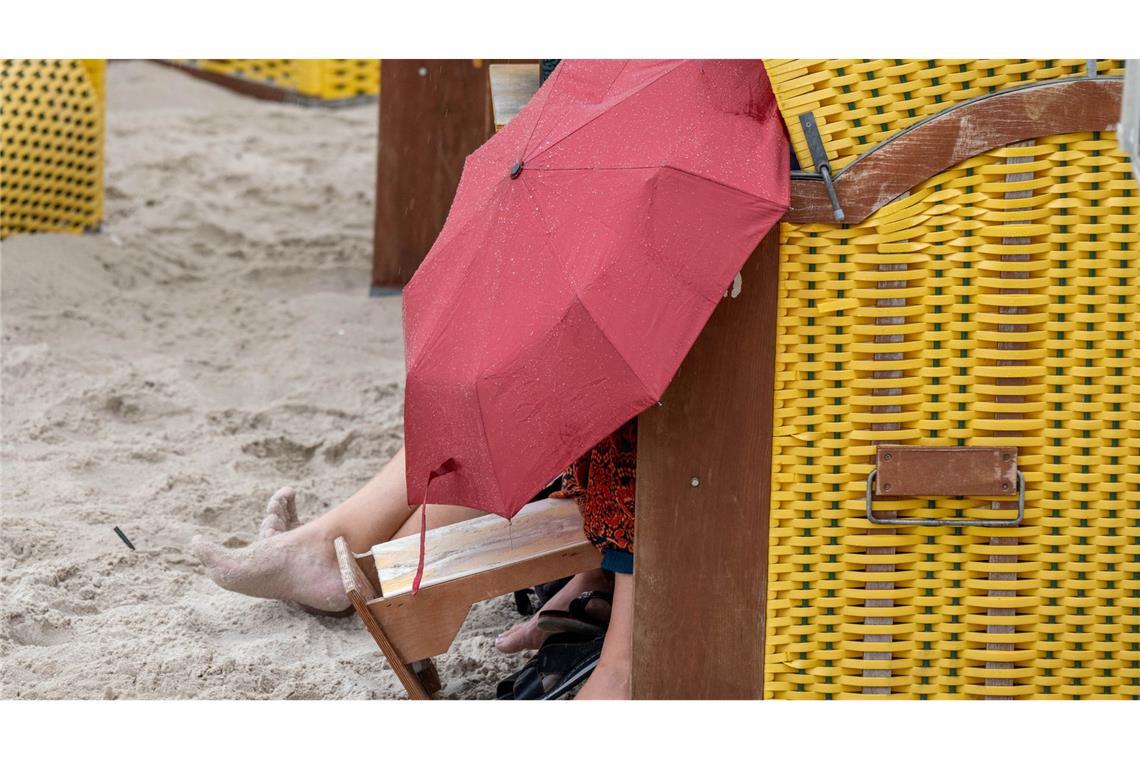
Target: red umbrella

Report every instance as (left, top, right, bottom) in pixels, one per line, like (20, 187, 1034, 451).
(403, 59, 788, 523)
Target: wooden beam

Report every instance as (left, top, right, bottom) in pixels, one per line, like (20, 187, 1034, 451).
(786, 78, 1123, 224)
(632, 230, 780, 699)
(371, 60, 495, 290)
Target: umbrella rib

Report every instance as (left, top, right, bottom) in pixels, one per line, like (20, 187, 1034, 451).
(571, 291, 659, 403)
(471, 374, 506, 513)
(527, 164, 790, 210)
(517, 173, 578, 287)
(523, 60, 687, 166)
(519, 62, 564, 160)
(514, 175, 658, 400)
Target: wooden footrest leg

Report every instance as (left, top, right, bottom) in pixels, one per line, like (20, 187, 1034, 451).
(411, 659, 442, 696)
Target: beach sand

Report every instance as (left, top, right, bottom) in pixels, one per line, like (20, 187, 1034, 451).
(1, 61, 523, 699)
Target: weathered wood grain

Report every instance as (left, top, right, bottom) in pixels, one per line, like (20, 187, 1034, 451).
(371, 60, 495, 289)
(632, 230, 780, 699)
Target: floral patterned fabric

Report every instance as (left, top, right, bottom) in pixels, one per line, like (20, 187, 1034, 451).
(555, 418, 637, 554)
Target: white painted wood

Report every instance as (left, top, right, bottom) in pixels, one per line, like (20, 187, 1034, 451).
(372, 497, 589, 596)
(490, 64, 540, 130)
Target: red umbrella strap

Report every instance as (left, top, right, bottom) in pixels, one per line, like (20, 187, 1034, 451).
(411, 458, 459, 595)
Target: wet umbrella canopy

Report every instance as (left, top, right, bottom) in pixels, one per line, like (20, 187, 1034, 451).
(403, 59, 789, 520)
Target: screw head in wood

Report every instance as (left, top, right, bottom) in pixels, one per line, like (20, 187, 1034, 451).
(883, 452, 892, 461)
(883, 482, 892, 492)
(690, 477, 700, 487)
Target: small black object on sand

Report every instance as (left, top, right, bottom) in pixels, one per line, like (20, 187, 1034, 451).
(113, 526, 136, 551)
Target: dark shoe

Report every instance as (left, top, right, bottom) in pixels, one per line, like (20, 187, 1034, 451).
(536, 590, 612, 638)
(495, 632, 603, 700)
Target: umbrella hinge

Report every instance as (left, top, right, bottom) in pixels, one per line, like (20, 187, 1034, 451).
(798, 111, 845, 223)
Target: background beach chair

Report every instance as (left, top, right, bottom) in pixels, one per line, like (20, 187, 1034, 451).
(1, 59, 105, 238)
(164, 59, 380, 105)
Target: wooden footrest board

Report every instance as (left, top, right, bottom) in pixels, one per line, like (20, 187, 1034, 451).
(372, 497, 591, 597)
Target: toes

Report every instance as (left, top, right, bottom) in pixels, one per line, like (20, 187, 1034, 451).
(264, 486, 299, 533)
(495, 622, 540, 654)
(190, 535, 235, 583)
(259, 512, 288, 539)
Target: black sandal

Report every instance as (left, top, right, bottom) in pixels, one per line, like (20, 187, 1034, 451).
(535, 591, 612, 638)
(495, 632, 603, 700)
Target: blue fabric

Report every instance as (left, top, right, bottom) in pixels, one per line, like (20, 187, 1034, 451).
(601, 548, 634, 575)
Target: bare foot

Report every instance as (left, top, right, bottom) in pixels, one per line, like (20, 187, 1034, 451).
(495, 569, 611, 654)
(494, 619, 548, 654)
(191, 487, 349, 613)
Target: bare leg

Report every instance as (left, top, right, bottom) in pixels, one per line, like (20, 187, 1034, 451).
(290, 447, 482, 552)
(494, 568, 612, 654)
(191, 445, 483, 612)
(574, 571, 632, 699)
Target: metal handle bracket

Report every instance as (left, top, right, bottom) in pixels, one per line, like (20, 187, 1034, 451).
(865, 469, 1025, 527)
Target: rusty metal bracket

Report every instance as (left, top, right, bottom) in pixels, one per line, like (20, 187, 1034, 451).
(865, 445, 1025, 527)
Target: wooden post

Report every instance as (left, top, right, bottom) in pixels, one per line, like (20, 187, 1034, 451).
(632, 230, 780, 699)
(371, 60, 495, 291)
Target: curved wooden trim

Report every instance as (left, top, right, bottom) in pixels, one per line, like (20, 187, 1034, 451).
(786, 78, 1123, 224)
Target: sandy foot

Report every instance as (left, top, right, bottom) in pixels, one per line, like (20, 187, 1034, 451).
(191, 488, 349, 613)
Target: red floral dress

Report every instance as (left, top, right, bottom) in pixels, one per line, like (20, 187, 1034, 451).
(554, 418, 637, 555)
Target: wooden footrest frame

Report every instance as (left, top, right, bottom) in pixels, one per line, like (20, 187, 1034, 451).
(336, 497, 600, 699)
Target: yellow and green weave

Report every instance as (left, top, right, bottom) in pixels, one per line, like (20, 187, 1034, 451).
(765, 132, 1139, 699)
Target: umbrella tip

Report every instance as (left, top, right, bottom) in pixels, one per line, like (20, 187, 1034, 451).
(510, 161, 524, 179)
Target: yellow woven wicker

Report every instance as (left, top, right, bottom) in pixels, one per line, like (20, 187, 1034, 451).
(1, 59, 105, 238)
(178, 59, 379, 101)
(764, 59, 1126, 172)
(765, 131, 1140, 699)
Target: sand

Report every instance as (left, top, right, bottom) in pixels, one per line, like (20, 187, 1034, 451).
(1, 61, 523, 699)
